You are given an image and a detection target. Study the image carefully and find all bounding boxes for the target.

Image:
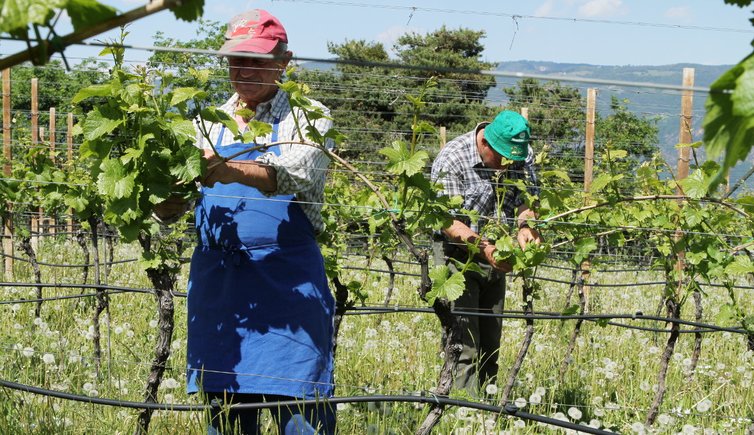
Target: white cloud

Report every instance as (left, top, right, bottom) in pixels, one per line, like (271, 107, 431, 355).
(664, 6, 692, 20)
(534, 0, 556, 17)
(578, 0, 626, 18)
(376, 25, 424, 51)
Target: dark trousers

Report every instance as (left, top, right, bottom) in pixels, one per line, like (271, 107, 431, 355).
(433, 240, 506, 395)
(206, 393, 336, 435)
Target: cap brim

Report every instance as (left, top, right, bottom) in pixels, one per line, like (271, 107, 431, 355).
(219, 38, 278, 55)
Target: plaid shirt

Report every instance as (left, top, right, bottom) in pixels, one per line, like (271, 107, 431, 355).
(431, 122, 539, 235)
(195, 90, 333, 233)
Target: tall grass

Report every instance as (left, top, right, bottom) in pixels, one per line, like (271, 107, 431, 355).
(0, 238, 752, 434)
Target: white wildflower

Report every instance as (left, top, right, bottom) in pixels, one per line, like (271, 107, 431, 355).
(695, 399, 712, 413)
(567, 407, 582, 420)
(630, 422, 645, 433)
(528, 393, 542, 405)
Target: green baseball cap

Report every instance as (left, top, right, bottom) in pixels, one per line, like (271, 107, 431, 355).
(483, 110, 530, 161)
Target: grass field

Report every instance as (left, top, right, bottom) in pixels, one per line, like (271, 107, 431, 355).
(0, 237, 752, 434)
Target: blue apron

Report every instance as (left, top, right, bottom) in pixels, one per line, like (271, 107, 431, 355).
(186, 122, 335, 399)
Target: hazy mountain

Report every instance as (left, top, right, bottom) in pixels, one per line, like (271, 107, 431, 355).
(300, 59, 748, 188)
(492, 61, 740, 181)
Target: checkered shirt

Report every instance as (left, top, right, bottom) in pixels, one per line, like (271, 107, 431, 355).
(195, 90, 333, 233)
(430, 122, 539, 235)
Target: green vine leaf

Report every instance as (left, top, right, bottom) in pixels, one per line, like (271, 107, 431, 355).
(65, 0, 117, 31)
(726, 255, 754, 275)
(169, 146, 204, 183)
(83, 106, 123, 141)
(561, 304, 580, 316)
(573, 237, 597, 264)
(97, 158, 135, 199)
(677, 169, 709, 199)
(0, 0, 64, 33)
(170, 87, 207, 106)
(169, 0, 204, 22)
(589, 173, 614, 194)
(541, 170, 571, 183)
(427, 266, 465, 304)
(72, 83, 115, 103)
(703, 52, 754, 188)
(168, 118, 198, 145)
(379, 141, 429, 177)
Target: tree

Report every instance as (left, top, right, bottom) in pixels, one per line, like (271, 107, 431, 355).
(295, 27, 498, 161)
(595, 96, 660, 193)
(293, 40, 400, 160)
(11, 59, 106, 111)
(392, 27, 497, 134)
(147, 19, 232, 112)
(504, 78, 585, 180)
(504, 80, 658, 191)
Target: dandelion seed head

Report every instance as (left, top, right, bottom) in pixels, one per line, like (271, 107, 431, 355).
(528, 393, 542, 405)
(695, 399, 712, 413)
(567, 407, 582, 420)
(630, 422, 645, 433)
(682, 424, 697, 434)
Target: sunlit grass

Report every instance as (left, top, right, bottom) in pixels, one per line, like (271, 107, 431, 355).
(0, 238, 752, 433)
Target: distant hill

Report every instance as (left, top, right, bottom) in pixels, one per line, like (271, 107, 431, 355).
(492, 61, 738, 179)
(300, 59, 747, 188)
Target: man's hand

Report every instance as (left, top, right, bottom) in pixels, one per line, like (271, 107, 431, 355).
(154, 196, 189, 222)
(481, 242, 512, 273)
(517, 225, 542, 250)
(202, 149, 236, 188)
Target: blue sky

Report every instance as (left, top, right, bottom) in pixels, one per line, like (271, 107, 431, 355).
(3, 0, 754, 66)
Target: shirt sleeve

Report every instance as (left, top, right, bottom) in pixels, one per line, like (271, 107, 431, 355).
(431, 152, 464, 199)
(257, 106, 333, 196)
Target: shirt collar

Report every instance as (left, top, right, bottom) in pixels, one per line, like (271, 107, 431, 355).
(472, 122, 489, 168)
(228, 89, 289, 120)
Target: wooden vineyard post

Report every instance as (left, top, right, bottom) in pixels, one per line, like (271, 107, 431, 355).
(439, 126, 446, 149)
(520, 107, 528, 120)
(2, 69, 12, 279)
(48, 107, 57, 235)
(676, 68, 694, 188)
(31, 78, 39, 251)
(581, 88, 597, 311)
(646, 67, 695, 426)
(49, 107, 56, 161)
(675, 68, 694, 297)
(67, 113, 74, 234)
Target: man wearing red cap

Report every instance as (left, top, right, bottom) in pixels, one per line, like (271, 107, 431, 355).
(431, 110, 542, 396)
(185, 9, 336, 434)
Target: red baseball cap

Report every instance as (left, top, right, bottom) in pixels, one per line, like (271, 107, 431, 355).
(220, 9, 288, 54)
